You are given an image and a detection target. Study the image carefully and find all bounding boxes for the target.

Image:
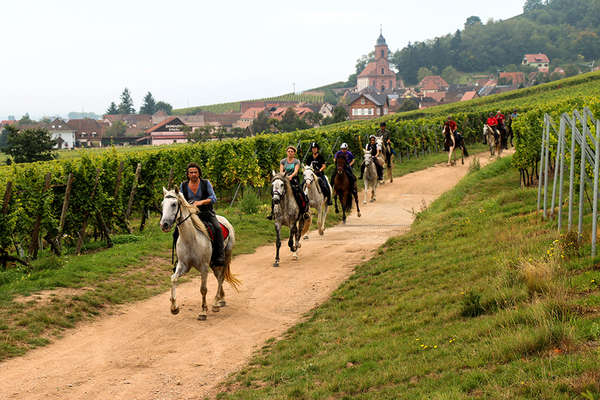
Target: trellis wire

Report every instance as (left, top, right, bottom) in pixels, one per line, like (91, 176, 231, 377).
(537, 107, 600, 257)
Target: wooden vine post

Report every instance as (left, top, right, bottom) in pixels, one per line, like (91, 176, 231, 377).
(76, 168, 101, 255)
(56, 173, 73, 253)
(2, 181, 12, 215)
(167, 167, 174, 190)
(125, 163, 142, 220)
(29, 173, 52, 259)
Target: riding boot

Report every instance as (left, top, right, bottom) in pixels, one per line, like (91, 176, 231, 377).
(376, 162, 383, 181)
(359, 163, 365, 179)
(319, 177, 332, 206)
(205, 214, 225, 266)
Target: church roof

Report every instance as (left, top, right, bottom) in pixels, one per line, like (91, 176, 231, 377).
(376, 33, 386, 46)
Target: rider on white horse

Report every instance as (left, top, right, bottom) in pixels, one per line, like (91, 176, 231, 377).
(177, 162, 225, 267)
(267, 145, 310, 220)
(359, 135, 384, 182)
(307, 142, 332, 205)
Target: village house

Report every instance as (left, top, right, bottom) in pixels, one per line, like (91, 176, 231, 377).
(143, 116, 189, 145)
(48, 118, 76, 149)
(418, 75, 449, 95)
(233, 107, 265, 129)
(499, 71, 525, 87)
(319, 103, 334, 119)
(67, 118, 106, 147)
(356, 32, 398, 93)
(347, 91, 389, 120)
(460, 91, 479, 101)
(522, 53, 550, 72)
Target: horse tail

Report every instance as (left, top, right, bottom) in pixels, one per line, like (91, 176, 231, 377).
(223, 259, 242, 292)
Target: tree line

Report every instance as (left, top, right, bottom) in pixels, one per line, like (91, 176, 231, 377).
(106, 88, 173, 115)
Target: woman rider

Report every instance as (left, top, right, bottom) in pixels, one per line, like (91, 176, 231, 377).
(308, 142, 332, 205)
(359, 135, 384, 182)
(267, 145, 309, 219)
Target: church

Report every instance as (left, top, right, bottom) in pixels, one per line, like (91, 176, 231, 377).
(356, 32, 398, 93)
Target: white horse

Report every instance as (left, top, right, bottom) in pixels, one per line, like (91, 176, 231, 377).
(160, 188, 240, 320)
(362, 151, 378, 203)
(483, 124, 501, 157)
(376, 136, 393, 183)
(303, 164, 330, 236)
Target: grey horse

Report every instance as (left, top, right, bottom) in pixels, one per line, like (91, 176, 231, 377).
(303, 164, 330, 236)
(271, 172, 312, 267)
(483, 124, 501, 157)
(160, 188, 240, 320)
(362, 151, 379, 203)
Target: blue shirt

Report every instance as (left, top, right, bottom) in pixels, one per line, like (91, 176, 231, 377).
(180, 180, 217, 204)
(334, 150, 354, 165)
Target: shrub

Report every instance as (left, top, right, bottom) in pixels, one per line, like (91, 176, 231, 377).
(239, 189, 261, 214)
(461, 289, 485, 317)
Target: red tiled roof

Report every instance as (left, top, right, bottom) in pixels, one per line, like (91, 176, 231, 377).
(418, 75, 449, 91)
(523, 53, 549, 63)
(499, 72, 525, 85)
(427, 92, 446, 102)
(460, 91, 478, 101)
(358, 62, 378, 78)
(240, 107, 266, 120)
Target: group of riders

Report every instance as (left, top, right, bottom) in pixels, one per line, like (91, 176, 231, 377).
(180, 112, 517, 265)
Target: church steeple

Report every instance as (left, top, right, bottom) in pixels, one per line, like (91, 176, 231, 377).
(375, 28, 388, 60)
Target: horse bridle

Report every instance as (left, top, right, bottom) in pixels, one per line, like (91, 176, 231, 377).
(165, 194, 193, 227)
(271, 176, 286, 203)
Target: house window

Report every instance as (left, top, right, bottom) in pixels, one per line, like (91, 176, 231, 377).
(381, 68, 384, 74)
(384, 108, 388, 115)
(352, 109, 357, 116)
(381, 50, 384, 58)
(377, 108, 380, 115)
(381, 85, 385, 92)
(361, 98, 365, 105)
(389, 80, 392, 87)
(369, 108, 374, 115)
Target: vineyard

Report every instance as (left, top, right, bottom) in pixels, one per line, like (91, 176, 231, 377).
(172, 92, 326, 115)
(2, 71, 600, 268)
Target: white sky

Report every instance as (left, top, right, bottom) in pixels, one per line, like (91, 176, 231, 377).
(0, 0, 526, 120)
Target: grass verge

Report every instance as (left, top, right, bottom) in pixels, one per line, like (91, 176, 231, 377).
(217, 155, 600, 400)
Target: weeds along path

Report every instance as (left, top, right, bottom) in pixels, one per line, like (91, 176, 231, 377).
(0, 151, 511, 400)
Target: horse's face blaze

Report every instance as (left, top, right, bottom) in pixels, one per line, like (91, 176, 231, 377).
(272, 179, 284, 204)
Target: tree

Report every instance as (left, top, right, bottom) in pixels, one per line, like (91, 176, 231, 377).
(187, 126, 213, 143)
(104, 121, 127, 138)
(139, 92, 156, 114)
(417, 67, 433, 82)
(441, 66, 460, 84)
(398, 98, 418, 112)
(305, 111, 322, 127)
(106, 102, 118, 115)
(523, 0, 544, 13)
(563, 64, 580, 77)
(3, 125, 56, 163)
(332, 106, 348, 123)
(18, 113, 33, 126)
(117, 88, 135, 114)
(155, 101, 173, 114)
(250, 111, 270, 134)
(465, 16, 482, 29)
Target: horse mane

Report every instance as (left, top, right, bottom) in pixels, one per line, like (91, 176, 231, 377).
(174, 191, 210, 238)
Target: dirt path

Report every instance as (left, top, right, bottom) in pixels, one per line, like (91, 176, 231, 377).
(0, 152, 506, 400)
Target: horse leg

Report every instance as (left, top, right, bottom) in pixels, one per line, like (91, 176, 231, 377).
(334, 192, 339, 213)
(198, 267, 209, 320)
(211, 266, 224, 312)
(169, 261, 187, 315)
(363, 179, 368, 204)
(461, 147, 464, 165)
(353, 190, 361, 218)
(274, 224, 281, 267)
(319, 201, 327, 235)
(289, 224, 298, 259)
(317, 202, 324, 235)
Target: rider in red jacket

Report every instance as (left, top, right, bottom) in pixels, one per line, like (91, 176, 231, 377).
(486, 114, 498, 127)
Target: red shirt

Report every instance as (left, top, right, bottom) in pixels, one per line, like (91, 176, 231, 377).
(496, 113, 505, 124)
(445, 120, 457, 132)
(487, 117, 497, 126)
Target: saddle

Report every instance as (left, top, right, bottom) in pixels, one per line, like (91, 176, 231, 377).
(204, 221, 230, 242)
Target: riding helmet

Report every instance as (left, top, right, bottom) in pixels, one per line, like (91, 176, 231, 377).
(369, 135, 376, 140)
(310, 142, 319, 149)
(340, 143, 348, 149)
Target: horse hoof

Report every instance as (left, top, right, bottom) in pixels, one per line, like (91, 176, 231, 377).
(171, 307, 180, 315)
(212, 306, 220, 312)
(319, 230, 324, 236)
(292, 253, 299, 260)
(304, 235, 309, 240)
(273, 262, 279, 267)
(370, 199, 375, 202)
(218, 300, 226, 307)
(357, 212, 362, 217)
(363, 200, 367, 204)
(342, 219, 346, 224)
(198, 314, 207, 321)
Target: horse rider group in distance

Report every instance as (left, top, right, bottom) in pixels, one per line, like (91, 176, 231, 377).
(485, 110, 517, 149)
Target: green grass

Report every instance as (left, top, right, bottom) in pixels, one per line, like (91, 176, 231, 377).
(0, 148, 461, 361)
(216, 156, 600, 400)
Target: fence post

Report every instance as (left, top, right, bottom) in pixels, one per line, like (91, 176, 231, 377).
(126, 163, 142, 220)
(29, 172, 52, 259)
(114, 161, 124, 199)
(537, 115, 547, 214)
(543, 117, 551, 218)
(167, 167, 174, 190)
(550, 123, 562, 218)
(568, 114, 577, 230)
(558, 118, 566, 231)
(2, 181, 12, 215)
(592, 118, 600, 257)
(57, 173, 74, 252)
(578, 115, 588, 240)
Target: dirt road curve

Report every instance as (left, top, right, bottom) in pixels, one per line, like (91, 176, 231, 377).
(0, 153, 504, 400)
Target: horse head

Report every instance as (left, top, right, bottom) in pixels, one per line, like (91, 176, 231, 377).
(302, 164, 315, 188)
(336, 154, 347, 174)
(271, 171, 287, 205)
(160, 187, 180, 232)
(363, 150, 373, 165)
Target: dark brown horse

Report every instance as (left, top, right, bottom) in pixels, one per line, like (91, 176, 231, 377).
(332, 156, 361, 224)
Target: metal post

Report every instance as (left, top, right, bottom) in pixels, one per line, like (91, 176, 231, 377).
(592, 118, 600, 257)
(550, 120, 562, 217)
(578, 115, 587, 239)
(537, 115, 547, 213)
(558, 117, 567, 231)
(568, 114, 577, 230)
(543, 119, 551, 218)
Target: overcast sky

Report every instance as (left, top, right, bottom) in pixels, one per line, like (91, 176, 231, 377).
(0, 0, 526, 120)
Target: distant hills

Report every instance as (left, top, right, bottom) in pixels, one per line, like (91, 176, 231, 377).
(391, 0, 600, 84)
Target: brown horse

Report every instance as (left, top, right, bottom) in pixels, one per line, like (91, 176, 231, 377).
(332, 156, 361, 224)
(443, 125, 469, 166)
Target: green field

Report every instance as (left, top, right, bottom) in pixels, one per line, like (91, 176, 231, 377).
(217, 156, 600, 399)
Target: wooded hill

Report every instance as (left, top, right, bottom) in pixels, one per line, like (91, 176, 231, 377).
(389, 0, 600, 84)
